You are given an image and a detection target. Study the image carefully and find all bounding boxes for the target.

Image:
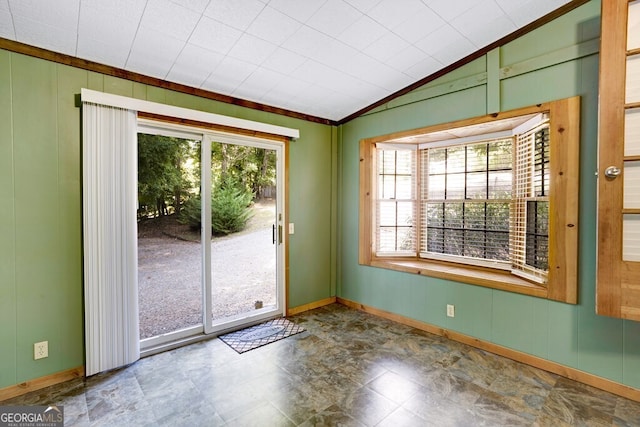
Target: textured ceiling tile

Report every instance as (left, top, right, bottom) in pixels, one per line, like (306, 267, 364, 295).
(203, 56, 257, 92)
(365, 64, 414, 92)
(312, 38, 358, 69)
(227, 33, 278, 65)
(189, 16, 243, 54)
(261, 47, 307, 74)
(427, 0, 477, 21)
(306, 0, 361, 38)
(344, 53, 412, 91)
(140, 0, 201, 41)
(77, 37, 130, 68)
(343, 0, 382, 14)
(233, 68, 286, 100)
(0, 6, 14, 39)
(330, 73, 387, 102)
(416, 25, 477, 65)
(127, 28, 186, 78)
(404, 55, 443, 79)
(281, 25, 332, 58)
(267, 0, 326, 22)
(246, 6, 301, 45)
(387, 44, 432, 73)
(166, 44, 224, 87)
(78, 5, 138, 64)
(9, 0, 79, 30)
(392, 7, 445, 44)
(364, 32, 410, 63)
(452, 0, 516, 48)
(80, 0, 146, 22)
(261, 77, 312, 111)
(338, 15, 386, 51)
(368, 0, 426, 29)
(169, 0, 210, 14)
(498, 0, 569, 27)
(12, 15, 77, 55)
(204, 0, 266, 31)
(295, 60, 345, 86)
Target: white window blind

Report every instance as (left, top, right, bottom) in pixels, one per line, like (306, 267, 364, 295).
(511, 122, 550, 283)
(420, 139, 513, 268)
(375, 147, 416, 255)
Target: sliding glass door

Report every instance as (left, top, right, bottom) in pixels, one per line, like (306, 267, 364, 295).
(138, 123, 285, 351)
(205, 135, 284, 334)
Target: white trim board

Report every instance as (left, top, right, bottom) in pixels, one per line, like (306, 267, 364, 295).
(80, 88, 300, 140)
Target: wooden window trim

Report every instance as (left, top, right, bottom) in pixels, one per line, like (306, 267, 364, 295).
(359, 97, 580, 304)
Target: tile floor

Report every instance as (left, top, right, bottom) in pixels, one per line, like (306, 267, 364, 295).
(2, 303, 640, 426)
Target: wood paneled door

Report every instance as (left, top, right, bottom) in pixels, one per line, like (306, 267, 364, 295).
(597, 0, 640, 320)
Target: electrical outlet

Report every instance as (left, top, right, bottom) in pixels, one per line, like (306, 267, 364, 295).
(446, 304, 455, 318)
(34, 341, 48, 360)
(289, 223, 295, 234)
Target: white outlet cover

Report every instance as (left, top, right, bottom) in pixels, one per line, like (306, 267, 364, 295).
(446, 304, 455, 317)
(34, 341, 48, 360)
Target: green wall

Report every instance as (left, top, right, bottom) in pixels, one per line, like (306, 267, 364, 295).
(0, 51, 335, 388)
(338, 0, 640, 390)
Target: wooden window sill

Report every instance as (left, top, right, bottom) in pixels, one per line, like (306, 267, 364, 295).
(368, 258, 549, 299)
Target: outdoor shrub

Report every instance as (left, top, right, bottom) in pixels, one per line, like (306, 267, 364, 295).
(211, 183, 253, 235)
(179, 182, 253, 235)
(179, 195, 202, 229)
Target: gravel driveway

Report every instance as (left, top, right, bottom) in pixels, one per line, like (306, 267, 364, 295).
(138, 202, 276, 339)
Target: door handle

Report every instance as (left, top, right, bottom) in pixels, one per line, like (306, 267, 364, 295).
(604, 166, 621, 179)
(272, 224, 276, 244)
(278, 225, 283, 245)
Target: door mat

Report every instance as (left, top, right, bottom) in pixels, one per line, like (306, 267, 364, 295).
(218, 318, 305, 354)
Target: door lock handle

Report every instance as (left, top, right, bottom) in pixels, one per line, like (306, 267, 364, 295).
(604, 166, 621, 179)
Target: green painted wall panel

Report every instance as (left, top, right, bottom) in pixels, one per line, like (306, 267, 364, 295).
(103, 75, 134, 97)
(87, 71, 103, 91)
(55, 64, 85, 367)
(546, 301, 579, 367)
(531, 298, 550, 359)
(491, 292, 539, 354)
(0, 49, 17, 388)
(287, 122, 335, 306)
(500, 0, 600, 66)
(624, 320, 640, 388)
(500, 61, 582, 111)
(11, 54, 66, 381)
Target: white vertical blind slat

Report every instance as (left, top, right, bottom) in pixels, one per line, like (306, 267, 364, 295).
(83, 102, 139, 376)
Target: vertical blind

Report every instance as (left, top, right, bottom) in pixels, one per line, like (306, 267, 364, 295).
(83, 102, 140, 376)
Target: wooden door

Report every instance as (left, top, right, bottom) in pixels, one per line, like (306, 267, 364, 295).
(597, 0, 640, 320)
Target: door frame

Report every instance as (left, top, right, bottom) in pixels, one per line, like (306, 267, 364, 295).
(137, 120, 287, 352)
(203, 131, 287, 335)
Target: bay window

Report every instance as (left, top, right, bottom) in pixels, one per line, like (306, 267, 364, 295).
(359, 97, 580, 303)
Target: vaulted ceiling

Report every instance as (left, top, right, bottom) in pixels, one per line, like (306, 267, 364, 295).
(0, 0, 575, 122)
